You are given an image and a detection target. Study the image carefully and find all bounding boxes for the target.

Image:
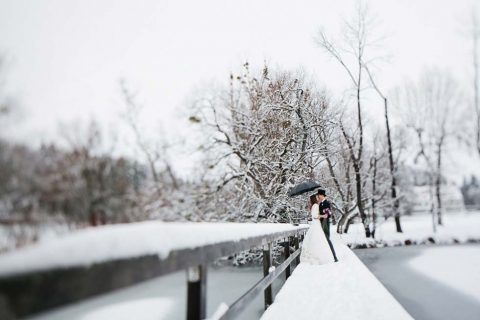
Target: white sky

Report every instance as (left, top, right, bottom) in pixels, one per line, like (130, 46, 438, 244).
(0, 0, 479, 179)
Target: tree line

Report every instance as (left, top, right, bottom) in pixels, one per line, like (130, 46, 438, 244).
(0, 3, 479, 250)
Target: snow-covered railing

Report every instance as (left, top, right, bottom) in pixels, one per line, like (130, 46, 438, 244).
(0, 221, 308, 320)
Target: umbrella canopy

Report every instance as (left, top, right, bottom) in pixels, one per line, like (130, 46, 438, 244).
(288, 181, 321, 197)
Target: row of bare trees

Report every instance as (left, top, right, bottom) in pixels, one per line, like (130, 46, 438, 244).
(0, 124, 146, 226)
(316, 3, 478, 234)
(189, 62, 400, 235)
(0, 64, 467, 240)
(189, 65, 469, 236)
(0, 3, 479, 246)
(189, 4, 479, 237)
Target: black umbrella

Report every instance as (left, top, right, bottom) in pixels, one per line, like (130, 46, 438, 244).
(288, 181, 321, 197)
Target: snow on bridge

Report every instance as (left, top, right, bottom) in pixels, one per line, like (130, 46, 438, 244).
(260, 236, 413, 320)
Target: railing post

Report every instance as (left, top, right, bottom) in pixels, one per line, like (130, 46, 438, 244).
(263, 243, 273, 310)
(284, 238, 291, 279)
(187, 265, 207, 320)
(294, 235, 300, 266)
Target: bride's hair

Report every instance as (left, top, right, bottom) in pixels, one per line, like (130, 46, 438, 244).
(307, 194, 317, 210)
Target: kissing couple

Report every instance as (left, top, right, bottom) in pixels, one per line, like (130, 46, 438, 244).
(300, 189, 339, 264)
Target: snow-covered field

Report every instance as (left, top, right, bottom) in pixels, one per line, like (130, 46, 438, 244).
(340, 212, 480, 249)
(408, 245, 480, 303)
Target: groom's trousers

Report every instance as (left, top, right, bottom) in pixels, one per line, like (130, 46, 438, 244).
(327, 239, 338, 262)
(321, 220, 338, 262)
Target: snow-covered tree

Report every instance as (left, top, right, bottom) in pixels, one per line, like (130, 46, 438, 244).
(191, 64, 336, 222)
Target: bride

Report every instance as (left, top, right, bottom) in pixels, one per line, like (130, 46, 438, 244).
(300, 193, 335, 265)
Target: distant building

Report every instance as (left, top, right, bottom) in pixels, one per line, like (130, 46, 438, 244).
(461, 175, 480, 210)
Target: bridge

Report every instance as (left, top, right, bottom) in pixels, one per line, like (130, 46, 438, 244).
(0, 222, 411, 319)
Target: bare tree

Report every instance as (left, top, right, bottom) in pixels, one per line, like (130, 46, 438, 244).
(0, 56, 19, 133)
(0, 57, 8, 117)
(57, 120, 142, 225)
(365, 66, 402, 232)
(313, 104, 357, 232)
(471, 12, 480, 156)
(367, 133, 392, 238)
(118, 80, 195, 222)
(121, 81, 158, 184)
(398, 69, 463, 226)
(316, 2, 381, 236)
(320, 135, 357, 233)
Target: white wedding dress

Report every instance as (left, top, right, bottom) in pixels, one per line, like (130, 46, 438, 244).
(300, 203, 335, 265)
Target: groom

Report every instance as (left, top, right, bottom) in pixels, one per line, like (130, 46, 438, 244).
(317, 189, 339, 262)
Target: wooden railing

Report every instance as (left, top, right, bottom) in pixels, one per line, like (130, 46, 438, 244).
(0, 224, 308, 320)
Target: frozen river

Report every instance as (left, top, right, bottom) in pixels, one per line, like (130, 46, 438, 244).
(29, 264, 286, 320)
(355, 244, 480, 320)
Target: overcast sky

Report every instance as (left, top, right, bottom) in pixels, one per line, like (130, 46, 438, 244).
(0, 0, 479, 178)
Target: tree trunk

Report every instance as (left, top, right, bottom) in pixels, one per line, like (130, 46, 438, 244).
(436, 181, 442, 225)
(89, 209, 98, 226)
(339, 123, 369, 236)
(371, 156, 377, 239)
(344, 214, 358, 234)
(354, 162, 370, 237)
(426, 173, 437, 233)
(383, 98, 403, 232)
(430, 202, 437, 233)
(337, 209, 349, 234)
(436, 142, 443, 225)
(356, 71, 370, 237)
(336, 218, 344, 233)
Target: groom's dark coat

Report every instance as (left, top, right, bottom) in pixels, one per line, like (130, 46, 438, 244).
(319, 199, 332, 238)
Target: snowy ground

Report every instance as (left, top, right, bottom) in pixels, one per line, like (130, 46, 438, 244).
(340, 212, 480, 249)
(355, 245, 480, 320)
(408, 245, 480, 303)
(260, 241, 412, 320)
